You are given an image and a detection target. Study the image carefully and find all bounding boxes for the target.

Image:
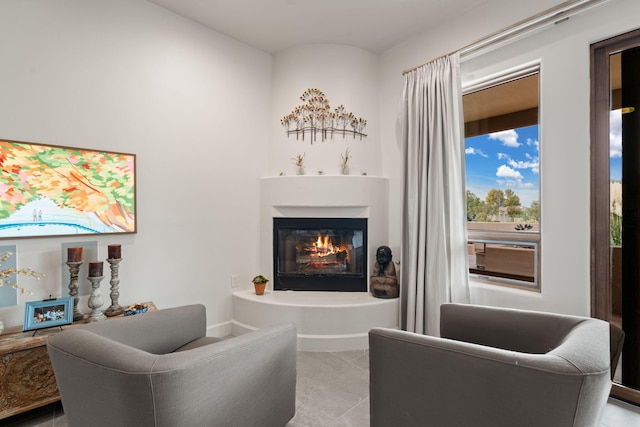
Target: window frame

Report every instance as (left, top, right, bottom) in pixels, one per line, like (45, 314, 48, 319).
(463, 62, 542, 292)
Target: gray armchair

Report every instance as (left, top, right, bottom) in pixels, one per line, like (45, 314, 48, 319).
(369, 303, 612, 427)
(47, 304, 296, 427)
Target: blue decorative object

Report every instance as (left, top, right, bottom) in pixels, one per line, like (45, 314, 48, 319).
(23, 296, 73, 332)
(123, 303, 148, 316)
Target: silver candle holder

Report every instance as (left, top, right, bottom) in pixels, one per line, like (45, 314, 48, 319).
(66, 261, 85, 321)
(104, 258, 123, 317)
(87, 275, 106, 322)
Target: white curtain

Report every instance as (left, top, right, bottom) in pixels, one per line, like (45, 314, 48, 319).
(400, 53, 470, 336)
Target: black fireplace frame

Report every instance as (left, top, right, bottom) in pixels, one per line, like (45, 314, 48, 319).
(273, 217, 368, 292)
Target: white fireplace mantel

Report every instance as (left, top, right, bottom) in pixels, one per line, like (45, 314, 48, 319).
(229, 175, 399, 351)
(259, 175, 390, 277)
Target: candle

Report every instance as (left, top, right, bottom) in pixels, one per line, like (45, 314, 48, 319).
(89, 261, 103, 277)
(68, 247, 83, 262)
(108, 244, 121, 259)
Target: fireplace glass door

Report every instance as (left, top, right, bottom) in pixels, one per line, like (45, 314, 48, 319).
(273, 217, 367, 291)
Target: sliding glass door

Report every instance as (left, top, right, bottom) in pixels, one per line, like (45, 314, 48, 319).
(591, 28, 640, 405)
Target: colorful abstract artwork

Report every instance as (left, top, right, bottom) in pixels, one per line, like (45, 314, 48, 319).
(0, 140, 136, 238)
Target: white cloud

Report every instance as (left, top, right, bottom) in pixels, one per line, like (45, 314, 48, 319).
(610, 109, 622, 158)
(508, 158, 539, 174)
(496, 164, 523, 180)
(466, 147, 488, 157)
(498, 152, 539, 175)
(489, 129, 521, 147)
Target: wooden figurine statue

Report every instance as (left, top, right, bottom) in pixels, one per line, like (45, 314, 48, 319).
(370, 246, 399, 298)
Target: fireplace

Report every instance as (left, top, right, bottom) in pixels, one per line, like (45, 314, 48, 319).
(273, 217, 368, 292)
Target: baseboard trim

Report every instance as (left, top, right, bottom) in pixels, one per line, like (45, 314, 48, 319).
(206, 320, 233, 337)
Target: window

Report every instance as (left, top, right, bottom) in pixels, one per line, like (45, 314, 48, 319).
(463, 65, 541, 290)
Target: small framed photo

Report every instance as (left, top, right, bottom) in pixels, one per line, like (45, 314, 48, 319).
(23, 297, 74, 332)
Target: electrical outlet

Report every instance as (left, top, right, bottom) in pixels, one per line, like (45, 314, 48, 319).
(231, 274, 239, 288)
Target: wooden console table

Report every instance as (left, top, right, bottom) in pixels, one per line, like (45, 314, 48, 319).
(0, 302, 156, 419)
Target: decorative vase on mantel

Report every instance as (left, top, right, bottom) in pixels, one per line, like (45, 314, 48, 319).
(252, 275, 269, 296)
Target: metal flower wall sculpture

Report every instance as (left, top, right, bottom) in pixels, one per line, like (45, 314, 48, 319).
(281, 88, 367, 144)
(0, 251, 45, 296)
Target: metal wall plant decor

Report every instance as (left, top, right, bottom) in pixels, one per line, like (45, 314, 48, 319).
(0, 139, 136, 239)
(281, 88, 367, 143)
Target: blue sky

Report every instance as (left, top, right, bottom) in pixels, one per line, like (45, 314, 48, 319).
(465, 125, 539, 208)
(465, 111, 621, 209)
(610, 109, 622, 181)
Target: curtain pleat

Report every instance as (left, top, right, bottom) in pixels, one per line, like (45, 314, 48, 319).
(400, 53, 470, 336)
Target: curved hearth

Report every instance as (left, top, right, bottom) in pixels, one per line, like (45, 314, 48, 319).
(232, 290, 399, 351)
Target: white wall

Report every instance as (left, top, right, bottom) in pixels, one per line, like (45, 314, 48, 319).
(379, 0, 640, 316)
(270, 44, 380, 177)
(0, 0, 272, 330)
(3, 0, 638, 330)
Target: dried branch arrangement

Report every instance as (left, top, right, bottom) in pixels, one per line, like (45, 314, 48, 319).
(0, 251, 45, 296)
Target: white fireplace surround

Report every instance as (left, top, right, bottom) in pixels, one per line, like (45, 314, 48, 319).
(231, 175, 399, 351)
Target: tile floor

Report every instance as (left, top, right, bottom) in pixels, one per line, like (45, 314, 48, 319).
(4, 350, 640, 426)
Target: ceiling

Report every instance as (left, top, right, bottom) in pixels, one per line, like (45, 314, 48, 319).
(145, 0, 488, 54)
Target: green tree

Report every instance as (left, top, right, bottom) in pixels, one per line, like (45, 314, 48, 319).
(526, 201, 540, 222)
(504, 189, 521, 219)
(507, 205, 522, 218)
(466, 190, 481, 221)
(484, 188, 504, 220)
(611, 212, 622, 246)
(504, 189, 520, 207)
(486, 189, 505, 208)
(474, 203, 493, 222)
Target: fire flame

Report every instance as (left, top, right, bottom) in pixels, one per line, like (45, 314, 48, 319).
(299, 232, 350, 269)
(314, 234, 334, 256)
(306, 233, 349, 260)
